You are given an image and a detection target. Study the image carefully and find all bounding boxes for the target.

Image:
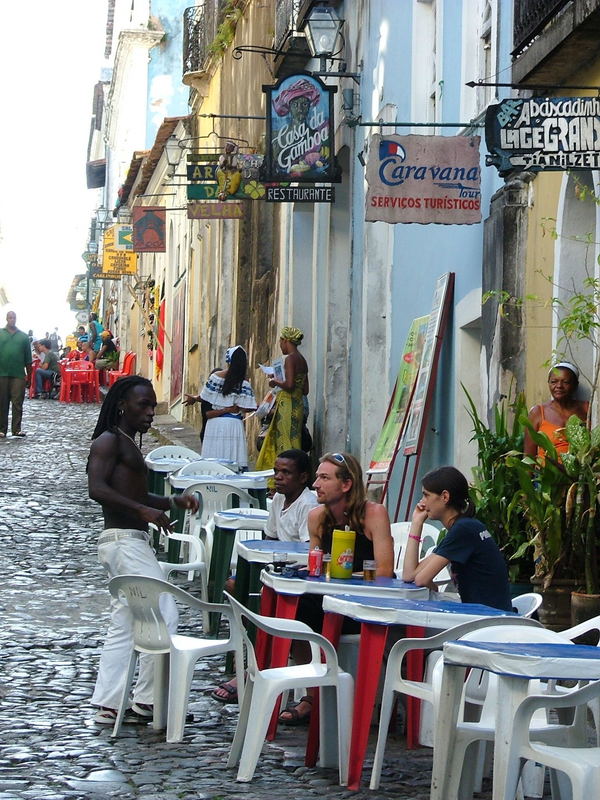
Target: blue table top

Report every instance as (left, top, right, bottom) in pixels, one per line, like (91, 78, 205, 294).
(453, 640, 600, 660)
(237, 539, 309, 553)
(337, 595, 517, 616)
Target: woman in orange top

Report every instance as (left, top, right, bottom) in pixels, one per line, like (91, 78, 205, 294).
(524, 362, 588, 459)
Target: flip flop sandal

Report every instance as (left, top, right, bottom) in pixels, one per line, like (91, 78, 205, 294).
(279, 695, 312, 726)
(210, 682, 238, 704)
(94, 707, 149, 725)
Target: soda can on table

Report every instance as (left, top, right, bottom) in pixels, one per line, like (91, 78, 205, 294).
(308, 547, 323, 577)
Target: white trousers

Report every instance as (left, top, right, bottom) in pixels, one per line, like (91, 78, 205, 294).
(91, 532, 178, 709)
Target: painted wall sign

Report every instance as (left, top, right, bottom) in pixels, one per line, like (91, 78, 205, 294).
(263, 72, 337, 183)
(99, 225, 137, 277)
(265, 186, 335, 203)
(366, 134, 481, 225)
(187, 181, 264, 201)
(132, 206, 166, 252)
(486, 96, 600, 175)
(186, 202, 245, 219)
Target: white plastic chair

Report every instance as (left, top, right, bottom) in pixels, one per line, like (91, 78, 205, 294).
(369, 615, 541, 790)
(108, 575, 244, 742)
(390, 521, 440, 575)
(504, 680, 600, 800)
(177, 460, 237, 477)
(511, 592, 543, 617)
(428, 623, 589, 800)
(224, 591, 354, 784)
(159, 532, 209, 623)
(182, 481, 261, 566)
(146, 445, 202, 462)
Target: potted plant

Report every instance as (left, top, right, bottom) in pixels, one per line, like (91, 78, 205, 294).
(464, 388, 533, 590)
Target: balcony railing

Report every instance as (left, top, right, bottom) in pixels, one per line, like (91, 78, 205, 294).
(275, 0, 301, 52)
(183, 1, 225, 76)
(513, 0, 570, 56)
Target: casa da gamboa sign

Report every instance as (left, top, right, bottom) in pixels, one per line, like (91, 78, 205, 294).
(486, 96, 600, 175)
(262, 72, 336, 183)
(365, 134, 481, 225)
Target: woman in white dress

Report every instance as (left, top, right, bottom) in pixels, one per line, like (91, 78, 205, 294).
(185, 346, 256, 468)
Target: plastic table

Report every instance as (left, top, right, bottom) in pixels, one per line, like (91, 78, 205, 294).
(169, 470, 272, 512)
(320, 595, 519, 788)
(234, 539, 309, 614)
(144, 454, 198, 495)
(432, 640, 600, 800)
(257, 571, 429, 746)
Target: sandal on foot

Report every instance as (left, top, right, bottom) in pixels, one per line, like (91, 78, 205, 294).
(94, 706, 148, 725)
(131, 702, 153, 718)
(210, 682, 238, 704)
(279, 695, 312, 726)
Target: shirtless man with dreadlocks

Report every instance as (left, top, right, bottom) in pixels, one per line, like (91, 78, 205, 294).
(87, 376, 199, 725)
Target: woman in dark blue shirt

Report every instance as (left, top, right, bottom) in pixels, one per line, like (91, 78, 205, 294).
(402, 466, 512, 611)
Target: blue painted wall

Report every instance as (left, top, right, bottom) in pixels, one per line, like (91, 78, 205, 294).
(146, 0, 190, 146)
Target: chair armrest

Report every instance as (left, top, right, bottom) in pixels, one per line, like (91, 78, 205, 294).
(560, 617, 600, 641)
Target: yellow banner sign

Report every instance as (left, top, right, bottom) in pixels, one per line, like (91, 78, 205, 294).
(102, 226, 138, 276)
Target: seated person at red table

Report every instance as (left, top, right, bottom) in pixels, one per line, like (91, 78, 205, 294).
(279, 451, 394, 724)
(35, 339, 60, 397)
(402, 465, 512, 611)
(211, 448, 318, 704)
(95, 330, 119, 370)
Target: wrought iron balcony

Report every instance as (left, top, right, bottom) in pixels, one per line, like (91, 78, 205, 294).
(183, 1, 225, 76)
(513, 0, 570, 56)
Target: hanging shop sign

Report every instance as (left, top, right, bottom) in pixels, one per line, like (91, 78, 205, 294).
(263, 72, 337, 183)
(366, 134, 481, 225)
(132, 206, 166, 252)
(113, 224, 133, 251)
(97, 225, 137, 279)
(265, 186, 335, 203)
(186, 202, 245, 220)
(486, 96, 600, 175)
(187, 152, 265, 200)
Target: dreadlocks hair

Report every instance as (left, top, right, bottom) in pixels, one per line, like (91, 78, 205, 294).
(91, 376, 153, 440)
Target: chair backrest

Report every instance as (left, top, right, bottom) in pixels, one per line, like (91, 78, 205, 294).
(146, 445, 202, 462)
(223, 591, 339, 679)
(109, 574, 231, 653)
(178, 460, 236, 477)
(183, 480, 259, 528)
(123, 351, 136, 374)
(511, 592, 543, 618)
(392, 521, 442, 573)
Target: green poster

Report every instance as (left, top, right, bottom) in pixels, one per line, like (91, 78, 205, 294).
(369, 315, 429, 472)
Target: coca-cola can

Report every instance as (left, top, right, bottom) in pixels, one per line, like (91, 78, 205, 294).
(308, 548, 323, 577)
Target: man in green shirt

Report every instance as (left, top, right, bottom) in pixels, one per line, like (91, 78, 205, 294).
(0, 311, 32, 437)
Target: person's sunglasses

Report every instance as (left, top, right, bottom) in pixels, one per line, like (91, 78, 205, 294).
(329, 452, 349, 468)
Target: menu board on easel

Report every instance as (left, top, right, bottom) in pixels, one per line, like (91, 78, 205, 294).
(368, 315, 429, 476)
(403, 273, 453, 456)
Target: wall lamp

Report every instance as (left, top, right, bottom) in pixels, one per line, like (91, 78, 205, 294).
(232, 4, 360, 84)
(164, 134, 182, 177)
(96, 206, 112, 227)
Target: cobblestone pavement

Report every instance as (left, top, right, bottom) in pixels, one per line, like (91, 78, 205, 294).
(0, 398, 543, 799)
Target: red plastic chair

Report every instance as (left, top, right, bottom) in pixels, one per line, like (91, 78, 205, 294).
(108, 352, 136, 386)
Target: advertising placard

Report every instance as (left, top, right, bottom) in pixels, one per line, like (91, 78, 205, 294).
(99, 226, 137, 278)
(132, 206, 166, 253)
(365, 134, 481, 225)
(486, 96, 600, 175)
(263, 72, 337, 183)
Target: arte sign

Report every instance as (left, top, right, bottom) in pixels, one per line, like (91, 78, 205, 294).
(132, 206, 166, 253)
(486, 96, 600, 175)
(263, 72, 337, 183)
(186, 202, 245, 219)
(266, 186, 334, 203)
(366, 134, 481, 224)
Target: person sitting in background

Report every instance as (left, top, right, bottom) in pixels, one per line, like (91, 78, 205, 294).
(211, 448, 318, 704)
(80, 339, 96, 362)
(95, 331, 119, 370)
(523, 361, 588, 459)
(35, 339, 60, 398)
(402, 465, 512, 611)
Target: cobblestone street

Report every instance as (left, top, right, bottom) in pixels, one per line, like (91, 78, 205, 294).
(0, 398, 503, 799)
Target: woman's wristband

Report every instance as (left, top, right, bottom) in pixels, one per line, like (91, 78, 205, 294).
(409, 534, 422, 542)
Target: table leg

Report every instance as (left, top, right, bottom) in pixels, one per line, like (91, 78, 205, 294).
(491, 676, 529, 800)
(305, 612, 345, 768)
(255, 586, 276, 669)
(405, 624, 425, 748)
(207, 525, 236, 633)
(430, 662, 466, 800)
(346, 622, 388, 791)
(266, 594, 300, 741)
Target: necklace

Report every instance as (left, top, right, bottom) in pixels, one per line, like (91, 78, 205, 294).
(118, 428, 140, 448)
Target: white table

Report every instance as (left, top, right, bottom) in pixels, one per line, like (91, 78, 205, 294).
(320, 595, 520, 789)
(432, 640, 600, 800)
(169, 470, 273, 491)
